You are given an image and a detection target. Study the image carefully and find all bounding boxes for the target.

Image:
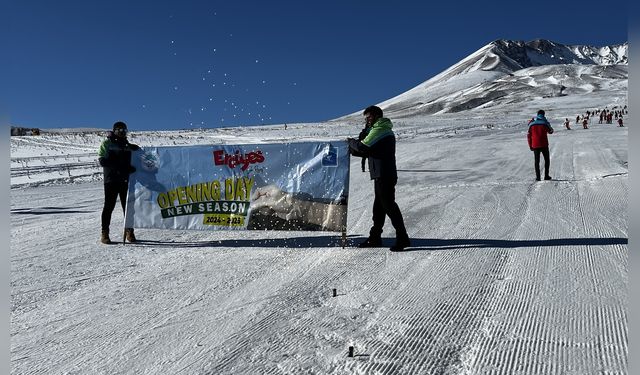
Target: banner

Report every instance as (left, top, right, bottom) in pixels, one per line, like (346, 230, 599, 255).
(124, 141, 350, 232)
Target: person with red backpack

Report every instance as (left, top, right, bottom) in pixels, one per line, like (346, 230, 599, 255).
(527, 110, 554, 181)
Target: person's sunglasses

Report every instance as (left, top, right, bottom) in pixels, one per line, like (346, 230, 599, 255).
(114, 128, 127, 136)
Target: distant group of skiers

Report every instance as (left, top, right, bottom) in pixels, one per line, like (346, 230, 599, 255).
(562, 105, 627, 130)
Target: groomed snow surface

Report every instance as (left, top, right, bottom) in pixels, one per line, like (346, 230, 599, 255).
(11, 109, 627, 374)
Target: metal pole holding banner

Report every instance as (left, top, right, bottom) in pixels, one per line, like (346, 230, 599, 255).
(342, 145, 351, 249)
(342, 226, 347, 248)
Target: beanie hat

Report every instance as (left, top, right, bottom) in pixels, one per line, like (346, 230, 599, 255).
(113, 121, 128, 131)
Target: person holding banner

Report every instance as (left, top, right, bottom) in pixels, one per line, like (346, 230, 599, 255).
(347, 105, 411, 252)
(98, 121, 140, 244)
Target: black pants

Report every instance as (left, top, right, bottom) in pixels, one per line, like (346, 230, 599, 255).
(533, 147, 550, 179)
(370, 177, 408, 239)
(101, 182, 129, 231)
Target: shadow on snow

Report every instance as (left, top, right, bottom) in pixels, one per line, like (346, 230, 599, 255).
(398, 237, 628, 251)
(127, 235, 627, 250)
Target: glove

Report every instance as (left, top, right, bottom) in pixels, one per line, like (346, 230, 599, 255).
(129, 143, 140, 151)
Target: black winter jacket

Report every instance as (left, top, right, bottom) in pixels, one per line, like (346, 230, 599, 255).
(348, 134, 397, 181)
(98, 135, 139, 184)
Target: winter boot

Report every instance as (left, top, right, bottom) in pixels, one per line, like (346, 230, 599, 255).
(124, 228, 137, 243)
(390, 234, 411, 252)
(358, 237, 382, 248)
(101, 230, 111, 244)
(358, 226, 383, 248)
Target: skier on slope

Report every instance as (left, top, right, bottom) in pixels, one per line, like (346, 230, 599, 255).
(527, 110, 554, 181)
(98, 121, 140, 244)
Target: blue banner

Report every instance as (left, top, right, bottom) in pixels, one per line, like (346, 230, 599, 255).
(124, 141, 350, 232)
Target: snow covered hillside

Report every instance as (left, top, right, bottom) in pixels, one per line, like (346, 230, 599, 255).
(336, 39, 627, 121)
(10, 39, 628, 374)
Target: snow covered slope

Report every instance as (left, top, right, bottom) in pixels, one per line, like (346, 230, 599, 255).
(10, 117, 628, 374)
(10, 39, 628, 374)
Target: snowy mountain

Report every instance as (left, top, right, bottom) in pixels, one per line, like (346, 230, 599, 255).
(10, 38, 628, 374)
(492, 39, 627, 68)
(337, 39, 627, 120)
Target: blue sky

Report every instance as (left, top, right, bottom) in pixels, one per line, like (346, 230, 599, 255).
(5, 0, 628, 131)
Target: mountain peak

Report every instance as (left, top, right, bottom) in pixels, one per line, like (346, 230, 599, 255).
(344, 39, 628, 119)
(489, 39, 627, 69)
